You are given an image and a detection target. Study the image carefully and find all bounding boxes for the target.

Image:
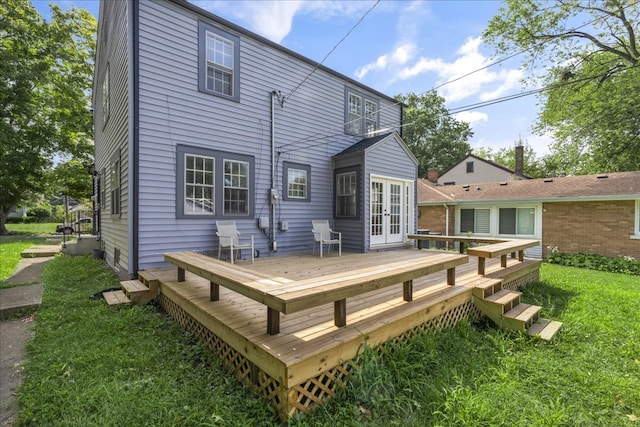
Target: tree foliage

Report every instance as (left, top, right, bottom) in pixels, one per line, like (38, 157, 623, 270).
(397, 91, 473, 178)
(483, 0, 640, 175)
(0, 0, 96, 234)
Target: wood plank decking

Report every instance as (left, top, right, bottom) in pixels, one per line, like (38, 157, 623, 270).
(149, 249, 543, 420)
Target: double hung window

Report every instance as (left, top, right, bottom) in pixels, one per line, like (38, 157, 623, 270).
(177, 145, 253, 218)
(345, 88, 379, 136)
(198, 22, 240, 101)
(336, 170, 358, 218)
(283, 162, 310, 202)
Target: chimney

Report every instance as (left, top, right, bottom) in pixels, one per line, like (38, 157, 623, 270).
(515, 145, 524, 175)
(427, 168, 439, 183)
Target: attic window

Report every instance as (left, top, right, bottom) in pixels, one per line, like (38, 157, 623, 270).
(466, 161, 474, 173)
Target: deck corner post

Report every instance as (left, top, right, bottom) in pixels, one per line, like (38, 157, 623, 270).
(177, 267, 185, 282)
(403, 280, 413, 301)
(210, 281, 219, 301)
(501, 254, 508, 268)
(447, 267, 455, 286)
(267, 307, 280, 335)
(518, 250, 525, 262)
(477, 258, 486, 275)
(334, 300, 347, 327)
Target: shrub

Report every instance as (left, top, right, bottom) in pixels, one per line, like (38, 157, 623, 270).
(26, 206, 51, 222)
(545, 252, 639, 276)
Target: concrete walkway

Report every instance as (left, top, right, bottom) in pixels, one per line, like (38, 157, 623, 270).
(1, 243, 59, 426)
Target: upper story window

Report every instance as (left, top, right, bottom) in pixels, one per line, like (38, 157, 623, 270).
(177, 145, 253, 218)
(347, 93, 362, 135)
(283, 162, 311, 202)
(198, 22, 240, 101)
(345, 88, 379, 136)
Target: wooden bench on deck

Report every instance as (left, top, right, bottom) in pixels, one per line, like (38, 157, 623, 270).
(407, 234, 507, 253)
(466, 239, 539, 274)
(164, 251, 468, 335)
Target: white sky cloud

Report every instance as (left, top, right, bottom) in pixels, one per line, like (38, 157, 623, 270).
(454, 111, 488, 127)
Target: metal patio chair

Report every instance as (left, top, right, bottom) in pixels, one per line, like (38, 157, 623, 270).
(216, 221, 254, 264)
(312, 220, 341, 258)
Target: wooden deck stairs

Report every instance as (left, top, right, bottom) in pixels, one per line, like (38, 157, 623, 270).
(103, 270, 160, 306)
(472, 278, 562, 340)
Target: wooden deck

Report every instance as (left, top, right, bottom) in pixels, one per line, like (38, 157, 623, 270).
(151, 249, 541, 419)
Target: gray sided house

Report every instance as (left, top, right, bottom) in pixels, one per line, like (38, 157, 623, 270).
(92, 0, 418, 278)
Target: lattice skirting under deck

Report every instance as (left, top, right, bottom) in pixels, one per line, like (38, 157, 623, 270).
(501, 269, 540, 291)
(157, 294, 483, 421)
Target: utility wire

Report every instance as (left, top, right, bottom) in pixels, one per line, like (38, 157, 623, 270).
(277, 1, 639, 153)
(283, 0, 381, 104)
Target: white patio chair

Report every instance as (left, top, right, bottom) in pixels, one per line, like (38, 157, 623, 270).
(216, 221, 254, 264)
(312, 220, 341, 258)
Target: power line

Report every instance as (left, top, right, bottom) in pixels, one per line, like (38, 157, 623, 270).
(282, 0, 381, 104)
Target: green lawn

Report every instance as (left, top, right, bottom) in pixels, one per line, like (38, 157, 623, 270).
(5, 222, 59, 235)
(14, 255, 640, 426)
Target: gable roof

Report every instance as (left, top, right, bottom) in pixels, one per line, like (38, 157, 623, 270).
(334, 132, 418, 165)
(439, 154, 528, 180)
(170, 0, 398, 104)
(418, 171, 640, 204)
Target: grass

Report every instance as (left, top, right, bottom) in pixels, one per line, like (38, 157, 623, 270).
(0, 236, 46, 287)
(5, 222, 59, 235)
(14, 254, 640, 426)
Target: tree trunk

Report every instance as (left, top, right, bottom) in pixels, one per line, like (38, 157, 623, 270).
(0, 206, 10, 235)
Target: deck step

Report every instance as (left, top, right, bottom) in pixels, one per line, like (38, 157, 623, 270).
(103, 290, 130, 306)
(528, 318, 563, 341)
(138, 270, 160, 288)
(120, 279, 156, 303)
(484, 289, 521, 313)
(503, 303, 542, 323)
(471, 278, 503, 299)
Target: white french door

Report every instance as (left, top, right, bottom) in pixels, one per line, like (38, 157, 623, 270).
(370, 177, 407, 245)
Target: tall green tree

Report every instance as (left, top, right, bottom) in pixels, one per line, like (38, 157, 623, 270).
(397, 91, 473, 178)
(483, 0, 639, 175)
(0, 0, 96, 234)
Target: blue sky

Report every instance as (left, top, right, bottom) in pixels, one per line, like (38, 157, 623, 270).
(32, 0, 553, 157)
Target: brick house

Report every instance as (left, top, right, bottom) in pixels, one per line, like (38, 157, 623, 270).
(418, 171, 640, 259)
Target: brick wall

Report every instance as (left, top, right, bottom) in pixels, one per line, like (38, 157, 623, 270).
(417, 205, 455, 235)
(542, 200, 639, 258)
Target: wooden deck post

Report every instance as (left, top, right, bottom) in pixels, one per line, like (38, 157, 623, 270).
(267, 308, 280, 335)
(334, 300, 347, 327)
(210, 281, 219, 301)
(477, 258, 486, 275)
(518, 250, 525, 262)
(447, 267, 455, 285)
(501, 254, 508, 268)
(403, 280, 413, 301)
(177, 267, 185, 282)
